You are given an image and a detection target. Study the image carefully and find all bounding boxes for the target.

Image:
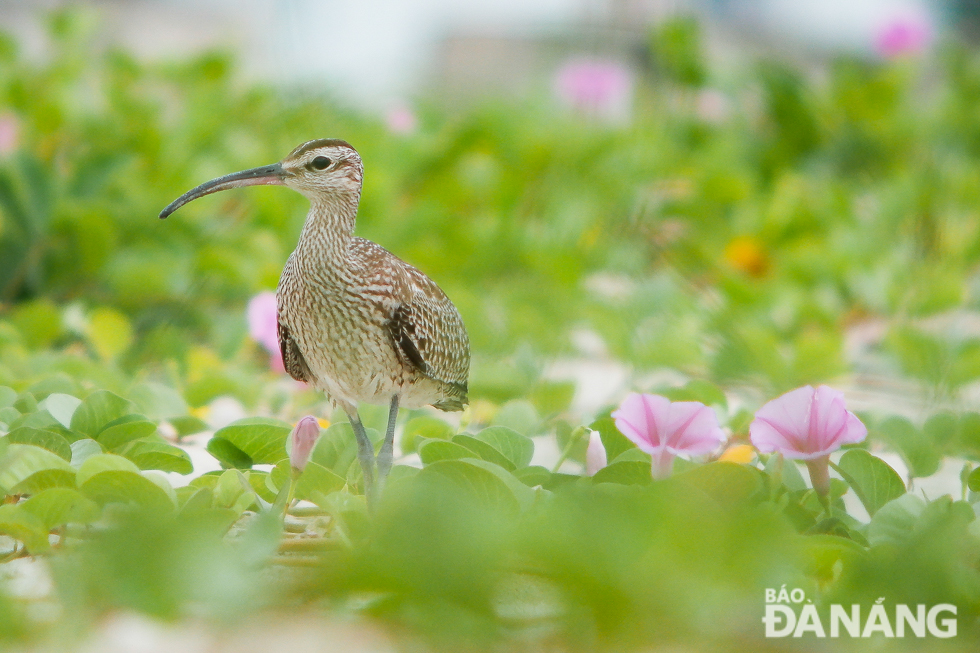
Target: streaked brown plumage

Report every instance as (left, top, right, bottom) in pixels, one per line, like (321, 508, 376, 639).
(160, 139, 470, 502)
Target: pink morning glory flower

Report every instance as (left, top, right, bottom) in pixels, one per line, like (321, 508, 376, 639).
(611, 393, 725, 479)
(386, 104, 418, 135)
(585, 429, 607, 476)
(289, 415, 321, 472)
(247, 291, 284, 372)
(875, 14, 932, 59)
(554, 58, 633, 122)
(750, 385, 867, 495)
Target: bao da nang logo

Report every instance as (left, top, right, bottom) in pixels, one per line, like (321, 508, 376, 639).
(763, 586, 957, 638)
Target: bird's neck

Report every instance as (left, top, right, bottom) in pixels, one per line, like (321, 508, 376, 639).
(294, 195, 359, 273)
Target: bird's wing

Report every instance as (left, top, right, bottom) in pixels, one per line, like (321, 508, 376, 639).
(349, 238, 469, 399)
(388, 265, 469, 400)
(277, 317, 312, 383)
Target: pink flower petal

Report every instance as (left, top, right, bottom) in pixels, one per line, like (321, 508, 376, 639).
(585, 429, 607, 476)
(750, 385, 867, 460)
(247, 291, 279, 354)
(612, 393, 670, 453)
(664, 402, 726, 456)
(875, 15, 932, 59)
(290, 415, 321, 471)
(611, 393, 725, 463)
(751, 385, 816, 454)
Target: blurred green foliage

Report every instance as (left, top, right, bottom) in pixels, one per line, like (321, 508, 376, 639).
(1, 11, 980, 404)
(2, 8, 980, 652)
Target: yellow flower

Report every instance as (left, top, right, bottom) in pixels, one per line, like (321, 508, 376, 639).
(724, 236, 769, 277)
(718, 444, 756, 464)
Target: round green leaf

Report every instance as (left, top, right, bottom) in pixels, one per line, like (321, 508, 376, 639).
(210, 417, 290, 465)
(76, 453, 141, 486)
(117, 438, 193, 474)
(39, 393, 81, 429)
(834, 450, 906, 517)
(80, 470, 176, 513)
(418, 459, 521, 515)
(452, 434, 516, 471)
(592, 460, 653, 486)
(70, 390, 136, 436)
(0, 444, 73, 491)
(474, 426, 534, 469)
(400, 416, 454, 454)
(418, 438, 474, 465)
(10, 469, 77, 495)
(3, 427, 72, 461)
(19, 487, 99, 529)
(0, 504, 49, 553)
(98, 420, 158, 451)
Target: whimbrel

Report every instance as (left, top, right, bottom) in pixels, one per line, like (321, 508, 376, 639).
(160, 139, 470, 502)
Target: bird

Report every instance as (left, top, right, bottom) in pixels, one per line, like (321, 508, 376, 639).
(160, 139, 470, 504)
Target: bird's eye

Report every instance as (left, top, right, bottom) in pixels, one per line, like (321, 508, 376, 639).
(310, 156, 332, 170)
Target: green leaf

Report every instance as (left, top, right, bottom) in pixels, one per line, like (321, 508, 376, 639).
(10, 409, 60, 431)
(0, 406, 20, 427)
(0, 444, 73, 491)
(309, 423, 358, 475)
(514, 465, 552, 487)
(97, 419, 158, 450)
(453, 433, 517, 471)
(128, 382, 188, 420)
(3, 427, 72, 461)
(763, 454, 808, 492)
(295, 461, 347, 502)
(459, 458, 537, 511)
(10, 469, 77, 495)
(80, 470, 176, 513)
(591, 417, 634, 463)
(876, 416, 941, 478)
(168, 416, 209, 437)
(418, 459, 522, 515)
(676, 461, 763, 505)
(116, 438, 193, 474)
(0, 504, 49, 553)
(69, 390, 136, 436)
(39, 393, 81, 429)
(0, 386, 16, 409)
(400, 416, 454, 455)
(834, 450, 906, 517)
(474, 426, 534, 469)
(206, 438, 252, 469)
(246, 471, 277, 504)
(209, 417, 290, 466)
(19, 487, 99, 529)
(76, 453, 141, 486)
(213, 469, 254, 513)
(177, 486, 212, 513)
(418, 438, 475, 465)
(13, 393, 37, 414)
(69, 439, 103, 468)
(592, 460, 652, 485)
(867, 494, 926, 547)
(968, 466, 980, 493)
(610, 448, 652, 464)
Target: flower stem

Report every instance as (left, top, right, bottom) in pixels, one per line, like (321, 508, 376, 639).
(805, 454, 831, 503)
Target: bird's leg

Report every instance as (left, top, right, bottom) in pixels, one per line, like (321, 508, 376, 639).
(346, 409, 376, 502)
(376, 394, 400, 490)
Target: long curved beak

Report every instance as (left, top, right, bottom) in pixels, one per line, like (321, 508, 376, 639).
(159, 162, 287, 219)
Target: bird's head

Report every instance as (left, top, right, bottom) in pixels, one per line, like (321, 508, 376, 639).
(159, 139, 363, 218)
